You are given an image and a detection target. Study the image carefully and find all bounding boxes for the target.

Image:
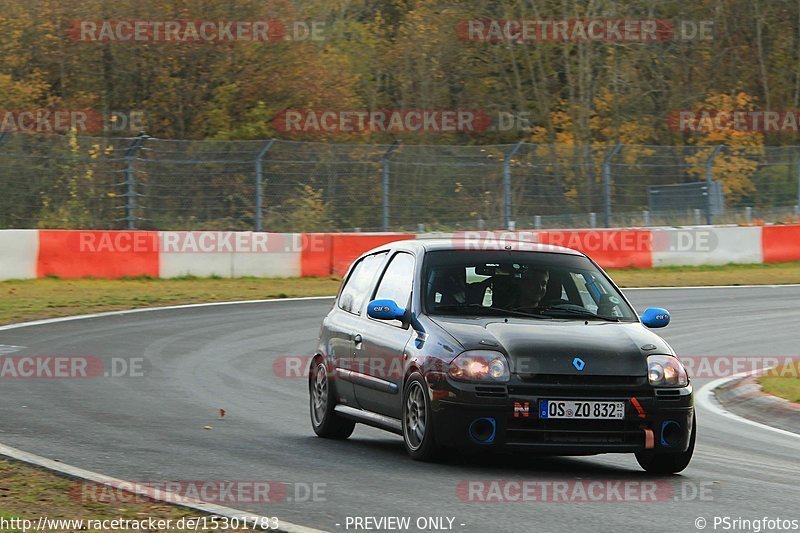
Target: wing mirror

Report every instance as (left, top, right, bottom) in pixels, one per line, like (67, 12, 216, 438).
(367, 299, 406, 320)
(640, 307, 671, 328)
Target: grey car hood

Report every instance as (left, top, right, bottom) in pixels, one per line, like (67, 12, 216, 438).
(428, 316, 674, 376)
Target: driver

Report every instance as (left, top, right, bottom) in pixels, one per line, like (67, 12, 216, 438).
(515, 268, 549, 309)
(429, 267, 467, 306)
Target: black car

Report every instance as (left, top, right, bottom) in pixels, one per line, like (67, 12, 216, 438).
(308, 238, 695, 473)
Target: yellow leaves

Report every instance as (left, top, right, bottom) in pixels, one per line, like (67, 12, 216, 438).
(285, 184, 330, 232)
(527, 125, 550, 144)
(617, 123, 655, 146)
(84, 144, 115, 162)
(549, 109, 573, 131)
(622, 144, 654, 167)
(593, 87, 614, 115)
(685, 146, 762, 204)
(67, 131, 79, 152)
(0, 74, 50, 108)
(685, 91, 765, 147)
(680, 91, 766, 203)
(736, 92, 756, 108)
(533, 94, 659, 147)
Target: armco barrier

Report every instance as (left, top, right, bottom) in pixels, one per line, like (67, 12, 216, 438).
(0, 225, 798, 281)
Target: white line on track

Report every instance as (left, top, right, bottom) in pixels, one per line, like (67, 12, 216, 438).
(696, 373, 800, 441)
(0, 442, 325, 533)
(0, 295, 336, 332)
(0, 344, 26, 355)
(625, 284, 800, 290)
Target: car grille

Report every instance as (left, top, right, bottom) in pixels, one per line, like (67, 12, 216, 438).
(506, 418, 643, 446)
(516, 374, 646, 386)
(508, 375, 650, 398)
(655, 388, 682, 402)
(474, 385, 507, 398)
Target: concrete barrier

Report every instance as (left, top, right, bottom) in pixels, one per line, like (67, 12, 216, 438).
(0, 225, 796, 280)
(534, 229, 653, 268)
(0, 229, 39, 280)
(652, 226, 763, 266)
(762, 225, 800, 263)
(157, 231, 302, 278)
(37, 230, 159, 279)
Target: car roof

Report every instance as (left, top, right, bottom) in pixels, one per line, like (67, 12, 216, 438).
(362, 237, 585, 257)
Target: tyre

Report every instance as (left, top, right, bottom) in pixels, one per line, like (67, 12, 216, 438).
(402, 373, 442, 461)
(309, 357, 355, 439)
(635, 413, 696, 475)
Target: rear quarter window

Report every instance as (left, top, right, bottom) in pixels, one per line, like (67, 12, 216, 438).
(338, 252, 387, 315)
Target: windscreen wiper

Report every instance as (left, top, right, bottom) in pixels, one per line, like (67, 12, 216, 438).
(532, 305, 621, 322)
(433, 303, 551, 319)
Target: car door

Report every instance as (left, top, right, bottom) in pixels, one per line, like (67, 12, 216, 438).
(352, 251, 416, 419)
(325, 251, 387, 407)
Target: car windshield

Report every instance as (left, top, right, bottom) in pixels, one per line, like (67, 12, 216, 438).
(423, 250, 636, 321)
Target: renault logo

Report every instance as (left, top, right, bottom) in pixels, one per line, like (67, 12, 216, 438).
(572, 357, 586, 371)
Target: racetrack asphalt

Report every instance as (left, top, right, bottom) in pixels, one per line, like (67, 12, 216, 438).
(1, 287, 798, 532)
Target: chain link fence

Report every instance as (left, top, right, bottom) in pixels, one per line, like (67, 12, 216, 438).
(1, 132, 799, 232)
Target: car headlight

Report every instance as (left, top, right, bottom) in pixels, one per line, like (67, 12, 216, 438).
(647, 354, 688, 387)
(448, 350, 510, 383)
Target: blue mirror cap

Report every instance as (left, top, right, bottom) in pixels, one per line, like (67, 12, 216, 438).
(367, 299, 406, 320)
(640, 307, 671, 328)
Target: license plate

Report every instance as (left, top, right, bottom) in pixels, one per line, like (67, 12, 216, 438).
(539, 400, 625, 419)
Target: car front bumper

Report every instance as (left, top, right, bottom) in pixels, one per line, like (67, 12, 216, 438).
(427, 373, 694, 454)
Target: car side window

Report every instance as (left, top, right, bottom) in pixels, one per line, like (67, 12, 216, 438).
(372, 252, 415, 327)
(338, 252, 387, 315)
(571, 271, 624, 316)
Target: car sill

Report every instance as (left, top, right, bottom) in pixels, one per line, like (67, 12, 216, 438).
(334, 405, 403, 435)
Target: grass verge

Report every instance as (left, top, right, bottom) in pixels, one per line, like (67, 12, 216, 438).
(0, 276, 341, 326)
(0, 459, 244, 532)
(606, 261, 800, 288)
(758, 360, 800, 403)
